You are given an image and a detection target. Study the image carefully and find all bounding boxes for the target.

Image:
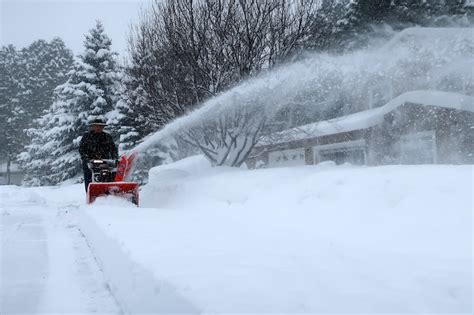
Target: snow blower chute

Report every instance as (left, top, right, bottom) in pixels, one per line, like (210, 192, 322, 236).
(86, 152, 139, 205)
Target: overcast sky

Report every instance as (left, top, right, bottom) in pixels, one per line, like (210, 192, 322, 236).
(1, 0, 149, 57)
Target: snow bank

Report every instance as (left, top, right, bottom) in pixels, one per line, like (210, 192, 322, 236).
(141, 155, 216, 208)
(78, 203, 199, 314)
(79, 163, 473, 313)
(148, 155, 211, 182)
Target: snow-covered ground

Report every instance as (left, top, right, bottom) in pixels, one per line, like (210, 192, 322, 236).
(2, 156, 471, 314)
(0, 185, 120, 314)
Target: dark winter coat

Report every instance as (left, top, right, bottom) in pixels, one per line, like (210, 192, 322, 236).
(79, 131, 118, 161)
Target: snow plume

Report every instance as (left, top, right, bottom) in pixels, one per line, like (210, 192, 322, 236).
(130, 27, 473, 170)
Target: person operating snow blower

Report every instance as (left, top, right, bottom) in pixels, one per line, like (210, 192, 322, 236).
(79, 119, 118, 192)
(79, 118, 139, 205)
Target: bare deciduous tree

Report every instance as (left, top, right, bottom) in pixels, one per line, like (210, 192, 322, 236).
(181, 106, 266, 167)
(125, 0, 319, 166)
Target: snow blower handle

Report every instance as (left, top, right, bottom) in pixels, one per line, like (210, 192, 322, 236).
(87, 159, 117, 169)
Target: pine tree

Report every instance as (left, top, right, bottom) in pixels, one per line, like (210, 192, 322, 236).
(21, 38, 74, 122)
(113, 35, 172, 154)
(0, 39, 73, 184)
(111, 79, 141, 152)
(307, 0, 362, 51)
(19, 21, 123, 185)
(0, 45, 29, 184)
(78, 21, 122, 125)
(307, 0, 469, 52)
(112, 71, 150, 152)
(19, 84, 76, 185)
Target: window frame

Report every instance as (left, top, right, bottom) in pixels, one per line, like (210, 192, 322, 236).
(313, 139, 367, 165)
(268, 148, 306, 167)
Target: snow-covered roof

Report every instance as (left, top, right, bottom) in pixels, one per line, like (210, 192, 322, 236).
(259, 91, 474, 147)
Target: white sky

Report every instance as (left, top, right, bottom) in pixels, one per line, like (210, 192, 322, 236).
(0, 0, 150, 57)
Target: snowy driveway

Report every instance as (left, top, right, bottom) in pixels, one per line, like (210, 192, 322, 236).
(0, 186, 120, 314)
(2, 211, 47, 313)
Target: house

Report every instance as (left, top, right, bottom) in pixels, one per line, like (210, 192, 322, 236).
(247, 90, 474, 168)
(0, 161, 23, 185)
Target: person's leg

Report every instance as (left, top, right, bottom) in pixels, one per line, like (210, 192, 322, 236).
(82, 160, 92, 192)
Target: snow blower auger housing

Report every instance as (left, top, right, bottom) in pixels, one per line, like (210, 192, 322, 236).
(87, 152, 139, 206)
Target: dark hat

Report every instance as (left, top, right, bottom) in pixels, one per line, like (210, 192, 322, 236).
(89, 118, 107, 126)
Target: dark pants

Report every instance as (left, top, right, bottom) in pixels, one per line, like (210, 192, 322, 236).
(82, 160, 92, 192)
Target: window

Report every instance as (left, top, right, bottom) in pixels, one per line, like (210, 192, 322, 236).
(268, 148, 306, 167)
(314, 139, 367, 165)
(400, 131, 437, 164)
(319, 148, 366, 165)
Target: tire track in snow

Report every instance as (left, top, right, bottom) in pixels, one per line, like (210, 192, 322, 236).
(63, 204, 125, 314)
(1, 194, 122, 314)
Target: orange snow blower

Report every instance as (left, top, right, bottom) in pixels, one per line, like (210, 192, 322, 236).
(87, 152, 139, 206)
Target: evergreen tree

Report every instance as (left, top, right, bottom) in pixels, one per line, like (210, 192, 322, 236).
(18, 84, 76, 186)
(21, 38, 74, 122)
(307, 0, 361, 51)
(0, 45, 29, 184)
(19, 21, 123, 185)
(308, 0, 468, 51)
(112, 76, 142, 152)
(78, 21, 122, 124)
(0, 39, 73, 184)
(113, 31, 173, 154)
(112, 69, 151, 152)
